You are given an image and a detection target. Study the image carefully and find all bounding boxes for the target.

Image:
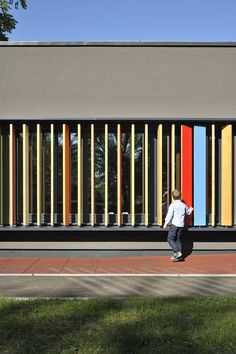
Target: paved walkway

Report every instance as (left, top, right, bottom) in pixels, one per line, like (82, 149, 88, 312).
(1, 276, 236, 297)
(0, 254, 235, 297)
(0, 253, 235, 275)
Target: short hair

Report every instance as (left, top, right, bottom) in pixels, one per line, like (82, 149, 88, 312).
(172, 189, 181, 200)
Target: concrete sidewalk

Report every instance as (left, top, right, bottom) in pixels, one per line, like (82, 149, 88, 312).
(1, 276, 236, 297)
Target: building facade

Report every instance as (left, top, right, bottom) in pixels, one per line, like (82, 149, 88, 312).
(0, 42, 236, 244)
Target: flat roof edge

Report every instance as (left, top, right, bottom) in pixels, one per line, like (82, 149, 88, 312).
(0, 117, 236, 121)
(1, 41, 236, 47)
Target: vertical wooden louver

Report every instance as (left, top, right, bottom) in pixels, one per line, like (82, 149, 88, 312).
(142, 134, 145, 215)
(194, 126, 206, 226)
(181, 125, 193, 226)
(212, 124, 215, 227)
(63, 124, 70, 226)
(9, 124, 15, 226)
(104, 124, 108, 226)
(157, 124, 162, 226)
(131, 124, 135, 226)
(117, 124, 122, 226)
(221, 125, 232, 226)
(90, 124, 95, 226)
(144, 124, 148, 226)
(0, 125, 2, 225)
(50, 124, 55, 226)
(37, 124, 42, 226)
(77, 124, 82, 226)
(22, 124, 29, 226)
(171, 124, 175, 200)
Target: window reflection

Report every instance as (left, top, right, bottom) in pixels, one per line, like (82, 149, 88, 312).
(56, 130, 63, 224)
(71, 131, 77, 223)
(135, 130, 143, 216)
(122, 126, 131, 222)
(95, 125, 105, 222)
(42, 129, 51, 224)
(108, 129, 117, 219)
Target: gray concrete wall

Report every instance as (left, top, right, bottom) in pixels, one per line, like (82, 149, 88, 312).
(0, 43, 236, 120)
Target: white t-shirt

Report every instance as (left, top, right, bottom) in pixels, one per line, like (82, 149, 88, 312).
(165, 199, 193, 227)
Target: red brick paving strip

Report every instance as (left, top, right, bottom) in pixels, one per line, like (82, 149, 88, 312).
(156, 254, 236, 274)
(96, 256, 159, 274)
(0, 258, 12, 266)
(0, 254, 235, 274)
(24, 258, 69, 274)
(62, 258, 97, 274)
(0, 258, 39, 274)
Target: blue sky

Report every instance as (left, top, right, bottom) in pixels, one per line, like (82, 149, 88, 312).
(9, 0, 236, 41)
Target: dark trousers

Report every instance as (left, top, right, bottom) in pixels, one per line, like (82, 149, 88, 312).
(167, 224, 184, 253)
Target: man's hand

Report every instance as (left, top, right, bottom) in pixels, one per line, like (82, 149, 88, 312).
(163, 224, 167, 229)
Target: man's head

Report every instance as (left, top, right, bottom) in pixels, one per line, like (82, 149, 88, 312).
(172, 189, 181, 200)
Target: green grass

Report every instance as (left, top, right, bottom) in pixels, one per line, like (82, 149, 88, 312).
(0, 297, 236, 354)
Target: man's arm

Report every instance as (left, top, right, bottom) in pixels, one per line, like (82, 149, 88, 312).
(163, 204, 174, 228)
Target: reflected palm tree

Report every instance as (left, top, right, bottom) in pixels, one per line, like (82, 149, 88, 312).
(94, 131, 143, 214)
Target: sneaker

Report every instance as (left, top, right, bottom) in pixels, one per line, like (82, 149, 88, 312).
(171, 252, 177, 261)
(175, 251, 182, 259)
(171, 257, 181, 262)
